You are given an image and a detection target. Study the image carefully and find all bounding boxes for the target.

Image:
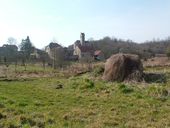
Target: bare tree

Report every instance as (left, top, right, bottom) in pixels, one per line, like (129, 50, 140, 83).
(51, 47, 65, 69)
(3, 57, 9, 78)
(51, 37, 58, 43)
(40, 53, 49, 70)
(166, 47, 170, 59)
(7, 37, 17, 45)
(80, 55, 94, 71)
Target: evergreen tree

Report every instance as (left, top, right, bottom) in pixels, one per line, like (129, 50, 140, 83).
(20, 36, 33, 60)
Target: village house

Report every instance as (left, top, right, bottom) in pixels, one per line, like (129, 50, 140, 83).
(44, 34, 104, 63)
(1, 44, 18, 51)
(30, 47, 49, 61)
(0, 44, 18, 63)
(45, 42, 75, 61)
(73, 33, 94, 60)
(45, 42, 62, 59)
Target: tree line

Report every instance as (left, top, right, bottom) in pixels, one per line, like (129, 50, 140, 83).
(1, 35, 170, 68)
(89, 36, 170, 59)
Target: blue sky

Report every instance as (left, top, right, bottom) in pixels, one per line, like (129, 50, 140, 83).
(0, 0, 170, 48)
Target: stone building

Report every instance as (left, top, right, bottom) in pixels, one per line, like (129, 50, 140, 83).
(0, 44, 18, 63)
(45, 42, 62, 59)
(73, 33, 94, 60)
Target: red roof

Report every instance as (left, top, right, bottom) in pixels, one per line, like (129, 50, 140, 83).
(94, 50, 102, 56)
(78, 45, 94, 53)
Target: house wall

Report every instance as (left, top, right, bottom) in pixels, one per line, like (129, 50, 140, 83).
(45, 46, 51, 56)
(80, 52, 94, 62)
(73, 46, 94, 60)
(45, 46, 55, 59)
(81, 52, 91, 58)
(73, 46, 81, 58)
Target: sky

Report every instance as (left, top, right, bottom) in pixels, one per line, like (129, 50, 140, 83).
(0, 0, 170, 48)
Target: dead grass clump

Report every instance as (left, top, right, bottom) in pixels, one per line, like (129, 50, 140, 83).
(103, 54, 143, 82)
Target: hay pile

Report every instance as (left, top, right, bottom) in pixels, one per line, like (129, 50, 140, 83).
(102, 54, 143, 82)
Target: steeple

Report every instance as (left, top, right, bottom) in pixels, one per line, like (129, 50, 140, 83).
(80, 33, 85, 45)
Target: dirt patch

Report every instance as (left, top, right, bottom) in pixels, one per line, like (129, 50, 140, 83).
(143, 57, 170, 67)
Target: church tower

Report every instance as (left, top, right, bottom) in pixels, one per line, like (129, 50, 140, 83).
(80, 33, 85, 46)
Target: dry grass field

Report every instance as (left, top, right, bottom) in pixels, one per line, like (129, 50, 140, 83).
(143, 57, 170, 67)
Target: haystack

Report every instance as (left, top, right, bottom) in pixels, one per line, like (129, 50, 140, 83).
(102, 54, 143, 82)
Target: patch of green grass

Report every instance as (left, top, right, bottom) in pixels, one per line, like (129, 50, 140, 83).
(0, 66, 170, 127)
(93, 65, 104, 76)
(118, 83, 134, 94)
(10, 64, 53, 73)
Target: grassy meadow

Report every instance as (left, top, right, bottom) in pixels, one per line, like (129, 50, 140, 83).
(0, 64, 170, 128)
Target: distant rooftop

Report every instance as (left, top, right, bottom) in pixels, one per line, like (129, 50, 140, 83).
(48, 42, 61, 49)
